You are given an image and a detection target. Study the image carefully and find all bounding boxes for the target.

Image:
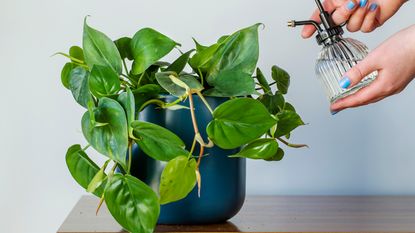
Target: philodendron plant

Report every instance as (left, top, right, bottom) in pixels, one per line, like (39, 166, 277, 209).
(58, 18, 307, 233)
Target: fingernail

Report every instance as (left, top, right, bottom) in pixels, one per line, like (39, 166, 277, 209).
(347, 1, 356, 10)
(331, 111, 339, 115)
(339, 76, 351, 89)
(360, 0, 368, 7)
(369, 3, 378, 11)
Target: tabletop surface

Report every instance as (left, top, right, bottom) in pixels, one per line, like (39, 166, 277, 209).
(58, 195, 415, 233)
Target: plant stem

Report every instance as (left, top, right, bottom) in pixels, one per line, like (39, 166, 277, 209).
(82, 144, 90, 151)
(196, 91, 214, 115)
(188, 135, 197, 158)
(122, 59, 129, 75)
(138, 99, 166, 113)
(188, 92, 206, 168)
(198, 68, 204, 86)
(137, 72, 146, 87)
(277, 137, 309, 148)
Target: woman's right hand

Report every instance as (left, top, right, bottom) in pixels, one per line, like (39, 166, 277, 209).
(302, 0, 407, 38)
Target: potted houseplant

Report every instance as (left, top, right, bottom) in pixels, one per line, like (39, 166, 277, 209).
(58, 17, 307, 233)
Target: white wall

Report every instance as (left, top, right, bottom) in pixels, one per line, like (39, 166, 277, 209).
(1, 0, 414, 232)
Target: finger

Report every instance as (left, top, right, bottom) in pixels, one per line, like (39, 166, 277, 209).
(331, 0, 359, 25)
(338, 52, 379, 90)
(361, 2, 380, 33)
(330, 77, 387, 111)
(347, 0, 369, 32)
(301, 0, 338, 38)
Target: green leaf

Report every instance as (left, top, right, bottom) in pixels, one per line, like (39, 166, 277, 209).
(89, 65, 121, 98)
(68, 67, 93, 108)
(83, 18, 122, 74)
(271, 65, 290, 94)
(82, 97, 128, 169)
(69, 46, 84, 62)
(265, 147, 284, 161)
(131, 28, 177, 75)
(189, 43, 221, 72)
(166, 49, 195, 73)
(131, 121, 188, 161)
(207, 24, 261, 78)
(105, 174, 159, 233)
(159, 156, 197, 205)
(65, 144, 105, 197)
(114, 37, 133, 60)
(259, 92, 285, 115)
(61, 63, 76, 89)
(204, 69, 255, 97)
(255, 68, 271, 93)
(207, 98, 278, 149)
(156, 72, 203, 97)
(275, 110, 304, 137)
(117, 87, 135, 128)
(229, 139, 279, 161)
(284, 102, 296, 112)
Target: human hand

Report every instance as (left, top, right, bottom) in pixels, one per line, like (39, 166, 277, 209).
(302, 0, 407, 38)
(330, 25, 415, 113)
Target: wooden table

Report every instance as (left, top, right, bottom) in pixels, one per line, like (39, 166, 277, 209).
(58, 196, 415, 233)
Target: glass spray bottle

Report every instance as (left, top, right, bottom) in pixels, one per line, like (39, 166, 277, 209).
(288, 0, 377, 104)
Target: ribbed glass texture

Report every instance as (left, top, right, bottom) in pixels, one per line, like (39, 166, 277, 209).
(315, 37, 378, 103)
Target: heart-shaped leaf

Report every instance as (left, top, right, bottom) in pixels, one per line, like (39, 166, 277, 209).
(68, 67, 93, 108)
(207, 98, 277, 149)
(65, 144, 105, 197)
(61, 63, 76, 89)
(229, 139, 279, 161)
(159, 156, 197, 205)
(105, 174, 160, 233)
(275, 110, 304, 137)
(83, 18, 122, 74)
(207, 24, 261, 78)
(166, 49, 195, 74)
(89, 65, 121, 98)
(86, 159, 109, 194)
(69, 46, 85, 62)
(204, 69, 256, 97)
(82, 97, 128, 169)
(114, 37, 134, 60)
(131, 121, 188, 161)
(156, 72, 203, 97)
(271, 65, 290, 94)
(255, 68, 271, 93)
(259, 92, 285, 115)
(131, 28, 177, 75)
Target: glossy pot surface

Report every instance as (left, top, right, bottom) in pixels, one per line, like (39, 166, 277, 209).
(130, 95, 246, 224)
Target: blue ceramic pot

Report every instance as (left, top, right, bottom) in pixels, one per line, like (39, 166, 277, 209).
(129, 95, 246, 224)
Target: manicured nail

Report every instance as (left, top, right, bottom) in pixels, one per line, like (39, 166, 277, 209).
(331, 111, 339, 115)
(339, 77, 351, 89)
(369, 3, 378, 11)
(347, 1, 356, 10)
(360, 0, 368, 7)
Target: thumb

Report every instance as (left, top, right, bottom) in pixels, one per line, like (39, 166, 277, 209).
(339, 54, 378, 89)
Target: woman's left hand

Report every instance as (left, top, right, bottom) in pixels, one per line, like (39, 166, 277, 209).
(331, 24, 415, 113)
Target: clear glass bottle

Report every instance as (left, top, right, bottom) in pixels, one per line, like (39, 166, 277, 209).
(289, 0, 377, 104)
(316, 36, 377, 103)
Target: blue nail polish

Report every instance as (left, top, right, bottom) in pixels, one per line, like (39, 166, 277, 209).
(369, 3, 378, 11)
(347, 1, 356, 10)
(331, 111, 339, 115)
(360, 0, 368, 7)
(339, 77, 351, 89)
